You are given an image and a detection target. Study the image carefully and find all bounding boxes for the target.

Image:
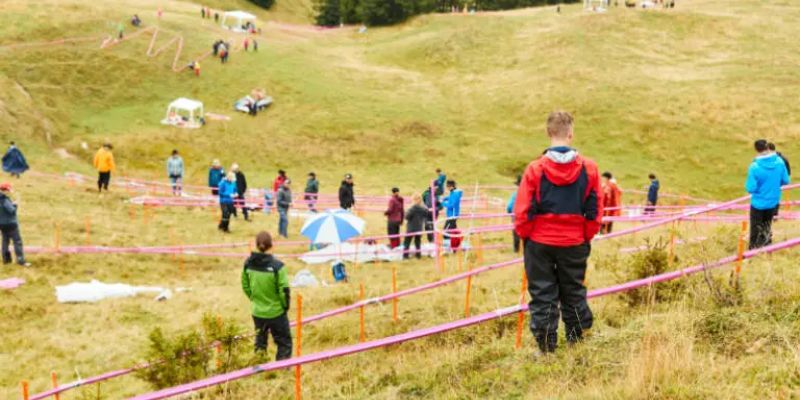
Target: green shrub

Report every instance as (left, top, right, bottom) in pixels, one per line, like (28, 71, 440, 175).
(247, 0, 276, 9)
(623, 239, 684, 307)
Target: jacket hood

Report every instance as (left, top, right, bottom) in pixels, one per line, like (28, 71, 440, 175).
(247, 252, 282, 268)
(754, 153, 783, 170)
(341, 180, 354, 186)
(540, 148, 584, 185)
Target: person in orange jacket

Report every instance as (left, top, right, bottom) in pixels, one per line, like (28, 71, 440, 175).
(600, 171, 622, 234)
(93, 143, 116, 192)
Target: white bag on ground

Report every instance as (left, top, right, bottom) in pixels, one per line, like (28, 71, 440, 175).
(56, 280, 167, 303)
(291, 269, 319, 287)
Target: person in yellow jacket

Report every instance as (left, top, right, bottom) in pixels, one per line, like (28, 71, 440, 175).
(93, 143, 116, 192)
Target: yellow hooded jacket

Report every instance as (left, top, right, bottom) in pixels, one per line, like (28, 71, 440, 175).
(93, 148, 116, 173)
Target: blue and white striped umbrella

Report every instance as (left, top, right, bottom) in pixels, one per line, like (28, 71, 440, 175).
(301, 209, 365, 244)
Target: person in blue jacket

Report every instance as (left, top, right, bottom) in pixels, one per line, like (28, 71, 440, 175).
(441, 180, 463, 240)
(645, 173, 659, 214)
(2, 142, 29, 178)
(746, 139, 790, 249)
(218, 172, 238, 233)
(506, 176, 521, 253)
(208, 159, 225, 196)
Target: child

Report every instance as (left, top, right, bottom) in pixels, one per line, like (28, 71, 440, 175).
(241, 231, 292, 359)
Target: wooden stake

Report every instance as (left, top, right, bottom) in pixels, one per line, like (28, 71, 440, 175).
(464, 267, 473, 318)
(734, 221, 747, 276)
(84, 216, 91, 246)
(21, 380, 29, 400)
(294, 294, 303, 400)
(54, 223, 61, 254)
(51, 371, 60, 400)
(668, 223, 676, 268)
(392, 265, 398, 322)
(359, 283, 366, 342)
(214, 342, 222, 370)
(515, 268, 527, 350)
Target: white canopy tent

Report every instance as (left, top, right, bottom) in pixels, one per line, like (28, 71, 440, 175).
(220, 11, 257, 33)
(161, 98, 204, 129)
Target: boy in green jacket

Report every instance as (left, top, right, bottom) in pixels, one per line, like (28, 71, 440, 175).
(241, 231, 293, 359)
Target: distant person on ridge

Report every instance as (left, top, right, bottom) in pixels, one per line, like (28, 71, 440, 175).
(513, 111, 603, 354)
(404, 194, 430, 259)
(277, 179, 292, 238)
(2, 142, 29, 178)
(645, 173, 659, 215)
(422, 187, 440, 243)
(0, 183, 29, 267)
(385, 187, 404, 249)
(242, 231, 292, 359)
(217, 172, 237, 233)
(442, 180, 463, 240)
(231, 164, 249, 221)
(434, 168, 446, 197)
(339, 173, 355, 211)
(93, 143, 115, 192)
(768, 142, 790, 176)
(208, 159, 224, 196)
(304, 172, 319, 213)
(506, 176, 521, 253)
(600, 171, 622, 234)
(746, 139, 789, 249)
(166, 150, 184, 196)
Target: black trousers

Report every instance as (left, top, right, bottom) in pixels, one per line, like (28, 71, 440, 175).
(98, 172, 111, 191)
(425, 219, 434, 243)
(0, 224, 25, 265)
(253, 313, 293, 360)
(403, 233, 422, 259)
(387, 221, 401, 248)
(218, 203, 235, 232)
(512, 232, 521, 253)
(305, 194, 317, 212)
(749, 206, 776, 250)
(443, 218, 457, 239)
(234, 194, 249, 220)
(525, 240, 593, 352)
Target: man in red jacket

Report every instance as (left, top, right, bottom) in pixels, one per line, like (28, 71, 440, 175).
(513, 111, 603, 354)
(385, 187, 404, 248)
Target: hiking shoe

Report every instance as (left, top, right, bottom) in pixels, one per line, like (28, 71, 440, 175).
(19, 262, 31, 267)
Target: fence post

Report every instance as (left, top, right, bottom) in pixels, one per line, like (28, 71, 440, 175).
(515, 268, 527, 350)
(464, 266, 473, 318)
(359, 283, 366, 342)
(84, 216, 91, 246)
(392, 265, 398, 323)
(51, 371, 60, 400)
(668, 222, 676, 268)
(214, 342, 222, 370)
(295, 294, 303, 400)
(734, 221, 748, 278)
(54, 222, 61, 254)
(21, 380, 29, 400)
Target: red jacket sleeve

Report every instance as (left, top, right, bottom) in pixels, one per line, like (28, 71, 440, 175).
(513, 160, 540, 240)
(583, 160, 603, 242)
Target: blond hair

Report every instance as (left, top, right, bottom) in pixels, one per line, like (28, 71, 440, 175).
(546, 111, 574, 138)
(412, 193, 422, 205)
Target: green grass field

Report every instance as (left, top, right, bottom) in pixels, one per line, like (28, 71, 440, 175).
(1, 0, 800, 398)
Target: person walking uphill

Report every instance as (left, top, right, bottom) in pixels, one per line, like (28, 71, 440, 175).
(2, 142, 29, 178)
(600, 172, 622, 234)
(232, 164, 249, 221)
(339, 174, 355, 211)
(513, 111, 603, 354)
(208, 159, 224, 196)
(277, 180, 292, 238)
(645, 173, 659, 214)
(746, 139, 789, 249)
(385, 187, 404, 249)
(0, 183, 29, 267)
(242, 231, 292, 358)
(166, 150, 184, 196)
(217, 172, 237, 233)
(404, 194, 430, 259)
(93, 143, 115, 192)
(506, 176, 521, 253)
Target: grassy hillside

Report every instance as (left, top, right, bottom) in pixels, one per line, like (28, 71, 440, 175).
(1, 0, 800, 398)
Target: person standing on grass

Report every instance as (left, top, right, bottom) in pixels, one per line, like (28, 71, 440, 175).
(208, 159, 224, 196)
(277, 179, 292, 238)
(93, 143, 115, 192)
(422, 187, 440, 243)
(404, 194, 429, 259)
(768, 142, 791, 176)
(339, 173, 355, 211)
(232, 164, 249, 221)
(242, 231, 292, 358)
(273, 170, 287, 193)
(600, 171, 622, 234)
(745, 139, 789, 249)
(506, 175, 521, 253)
(218, 172, 237, 233)
(513, 111, 603, 354)
(644, 173, 659, 215)
(0, 183, 29, 267)
(442, 180, 463, 240)
(385, 187, 404, 249)
(434, 168, 446, 197)
(166, 150, 184, 196)
(2, 142, 29, 178)
(304, 172, 319, 213)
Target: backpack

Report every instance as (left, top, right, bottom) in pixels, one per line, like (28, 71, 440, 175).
(331, 261, 348, 282)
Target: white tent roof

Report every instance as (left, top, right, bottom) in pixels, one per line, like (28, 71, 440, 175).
(168, 98, 203, 111)
(222, 11, 256, 20)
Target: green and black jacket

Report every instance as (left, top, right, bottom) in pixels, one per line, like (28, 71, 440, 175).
(241, 253, 290, 319)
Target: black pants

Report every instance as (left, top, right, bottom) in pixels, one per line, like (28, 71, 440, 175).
(253, 313, 293, 360)
(98, 172, 111, 191)
(403, 233, 422, 259)
(387, 221, 401, 248)
(218, 203, 235, 232)
(600, 222, 614, 234)
(0, 224, 25, 265)
(234, 195, 249, 220)
(211, 187, 219, 196)
(443, 218, 457, 240)
(512, 232, 521, 253)
(305, 194, 317, 212)
(749, 206, 776, 250)
(525, 240, 593, 352)
(425, 219, 434, 243)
